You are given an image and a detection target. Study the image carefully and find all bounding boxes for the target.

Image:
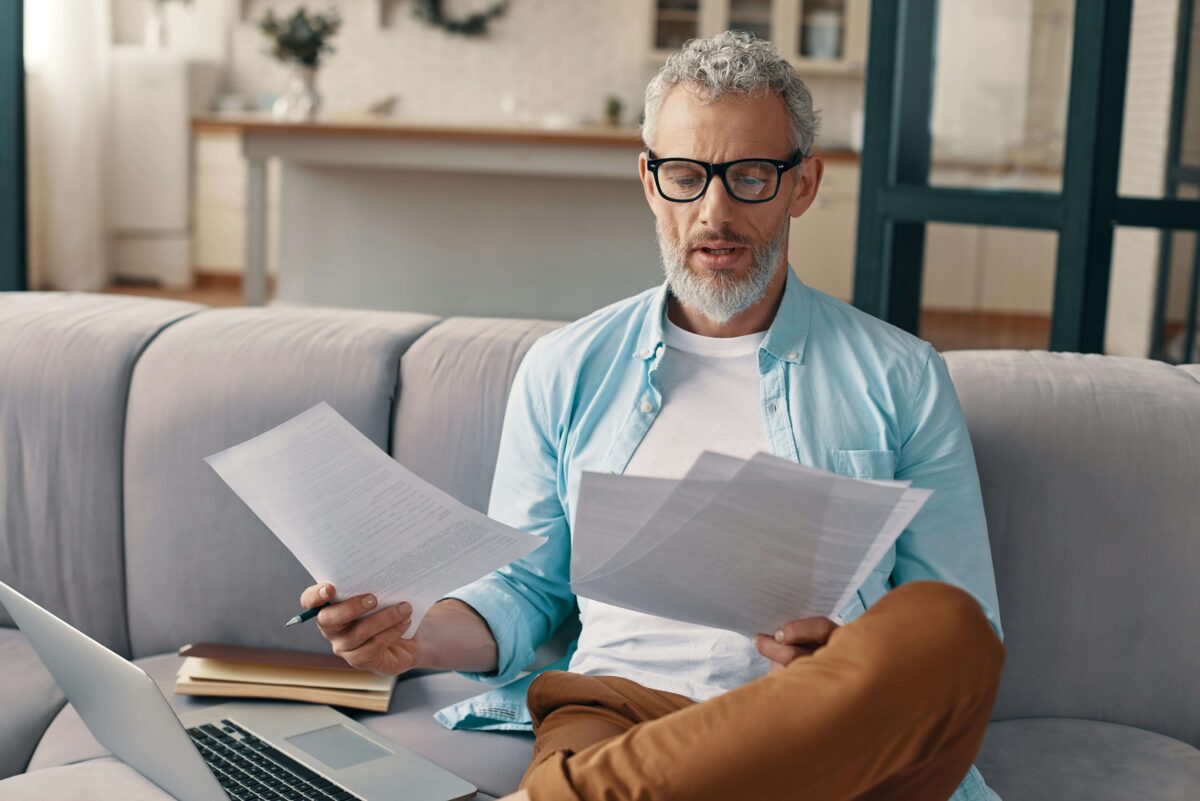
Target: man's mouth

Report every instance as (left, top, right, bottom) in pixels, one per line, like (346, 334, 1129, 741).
(691, 241, 747, 269)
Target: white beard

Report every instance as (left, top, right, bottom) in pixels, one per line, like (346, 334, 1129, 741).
(657, 214, 789, 326)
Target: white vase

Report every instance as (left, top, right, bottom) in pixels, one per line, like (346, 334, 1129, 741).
(272, 65, 321, 123)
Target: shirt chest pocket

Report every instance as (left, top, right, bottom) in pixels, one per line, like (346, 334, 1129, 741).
(830, 448, 898, 481)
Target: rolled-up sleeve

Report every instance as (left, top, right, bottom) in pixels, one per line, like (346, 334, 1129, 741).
(892, 344, 1003, 641)
(441, 346, 576, 684)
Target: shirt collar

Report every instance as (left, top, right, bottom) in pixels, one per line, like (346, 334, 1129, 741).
(634, 263, 811, 365)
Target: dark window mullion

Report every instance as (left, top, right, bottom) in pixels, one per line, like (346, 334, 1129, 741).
(1050, 0, 1132, 352)
(0, 1, 24, 292)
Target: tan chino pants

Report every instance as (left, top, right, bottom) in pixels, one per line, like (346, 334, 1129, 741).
(520, 580, 1005, 801)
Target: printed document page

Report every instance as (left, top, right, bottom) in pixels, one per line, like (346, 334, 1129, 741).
(570, 451, 930, 638)
(205, 402, 546, 637)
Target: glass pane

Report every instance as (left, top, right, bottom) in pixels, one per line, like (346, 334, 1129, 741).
(730, 0, 774, 42)
(1183, 2, 1200, 168)
(920, 223, 1057, 350)
(1117, 0, 1200, 197)
(929, 0, 1074, 191)
(654, 0, 701, 51)
(798, 0, 847, 60)
(1107, 215, 1200, 363)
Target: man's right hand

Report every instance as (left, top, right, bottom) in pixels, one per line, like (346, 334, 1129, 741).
(300, 583, 420, 676)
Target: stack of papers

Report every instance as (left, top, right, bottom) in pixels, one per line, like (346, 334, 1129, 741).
(569, 451, 931, 639)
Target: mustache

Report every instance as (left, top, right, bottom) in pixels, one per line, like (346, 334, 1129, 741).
(685, 230, 752, 249)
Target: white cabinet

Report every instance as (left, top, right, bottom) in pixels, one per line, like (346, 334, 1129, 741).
(191, 128, 279, 276)
(108, 48, 218, 288)
(649, 0, 869, 77)
(789, 159, 859, 300)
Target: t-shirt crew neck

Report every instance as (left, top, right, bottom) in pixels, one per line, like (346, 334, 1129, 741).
(662, 312, 768, 357)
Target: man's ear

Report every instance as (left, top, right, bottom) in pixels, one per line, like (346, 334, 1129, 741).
(788, 155, 824, 219)
(638, 150, 658, 208)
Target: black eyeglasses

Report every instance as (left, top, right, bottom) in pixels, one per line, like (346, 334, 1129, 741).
(646, 149, 805, 203)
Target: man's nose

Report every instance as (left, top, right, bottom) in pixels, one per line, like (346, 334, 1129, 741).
(697, 173, 736, 230)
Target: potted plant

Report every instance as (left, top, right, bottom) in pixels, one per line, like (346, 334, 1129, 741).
(258, 7, 342, 122)
(604, 95, 624, 127)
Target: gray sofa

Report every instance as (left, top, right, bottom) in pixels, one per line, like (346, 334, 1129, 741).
(0, 291, 1197, 800)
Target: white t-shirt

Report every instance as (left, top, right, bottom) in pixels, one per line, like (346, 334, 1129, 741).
(567, 311, 775, 701)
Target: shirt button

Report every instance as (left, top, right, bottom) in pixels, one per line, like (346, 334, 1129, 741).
(786, 351, 798, 360)
(640, 400, 654, 413)
(639, 347, 650, 357)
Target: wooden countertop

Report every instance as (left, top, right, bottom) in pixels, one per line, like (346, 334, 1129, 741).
(191, 112, 864, 162)
(192, 113, 648, 148)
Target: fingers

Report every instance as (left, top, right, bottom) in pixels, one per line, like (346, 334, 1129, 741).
(774, 617, 839, 647)
(328, 602, 413, 654)
(755, 634, 815, 667)
(316, 593, 379, 635)
(300, 583, 335, 609)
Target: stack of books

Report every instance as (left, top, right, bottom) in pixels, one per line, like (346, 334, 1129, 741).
(174, 642, 396, 713)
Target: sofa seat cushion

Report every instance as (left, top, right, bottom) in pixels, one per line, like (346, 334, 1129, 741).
(27, 651, 528, 798)
(976, 717, 1200, 800)
(0, 627, 65, 779)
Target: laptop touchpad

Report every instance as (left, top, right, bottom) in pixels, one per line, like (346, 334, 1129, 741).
(286, 724, 392, 770)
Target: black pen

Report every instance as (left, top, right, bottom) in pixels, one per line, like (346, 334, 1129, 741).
(285, 602, 330, 627)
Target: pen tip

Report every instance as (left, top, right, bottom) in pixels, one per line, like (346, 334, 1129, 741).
(285, 616, 300, 627)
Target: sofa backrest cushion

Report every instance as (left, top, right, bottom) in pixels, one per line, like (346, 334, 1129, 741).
(945, 351, 1200, 747)
(0, 293, 201, 655)
(392, 317, 566, 513)
(122, 307, 438, 658)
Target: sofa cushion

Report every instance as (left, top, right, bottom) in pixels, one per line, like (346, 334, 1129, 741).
(29, 651, 523, 798)
(1, 757, 179, 800)
(976, 717, 1200, 800)
(945, 351, 1200, 747)
(392, 316, 566, 514)
(121, 307, 440, 659)
(0, 627, 65, 779)
(0, 292, 201, 655)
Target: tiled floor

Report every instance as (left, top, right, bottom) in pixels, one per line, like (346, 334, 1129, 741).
(101, 275, 1051, 352)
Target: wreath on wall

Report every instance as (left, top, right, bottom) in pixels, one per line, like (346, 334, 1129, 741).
(413, 0, 510, 36)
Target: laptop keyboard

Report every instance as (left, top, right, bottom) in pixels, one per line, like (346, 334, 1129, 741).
(186, 719, 363, 801)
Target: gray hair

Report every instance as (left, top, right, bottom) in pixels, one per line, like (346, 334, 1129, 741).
(641, 31, 820, 156)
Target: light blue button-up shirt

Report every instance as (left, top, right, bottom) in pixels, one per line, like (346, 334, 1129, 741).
(445, 265, 1003, 800)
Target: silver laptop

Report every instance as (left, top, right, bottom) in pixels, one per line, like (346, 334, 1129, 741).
(0, 579, 476, 801)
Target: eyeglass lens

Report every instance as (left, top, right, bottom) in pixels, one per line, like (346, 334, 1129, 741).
(657, 160, 780, 201)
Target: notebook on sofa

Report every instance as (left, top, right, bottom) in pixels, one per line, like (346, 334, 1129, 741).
(174, 642, 397, 712)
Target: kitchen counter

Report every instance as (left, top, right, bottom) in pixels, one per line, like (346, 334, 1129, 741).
(192, 112, 864, 161)
(191, 113, 867, 310)
(192, 112, 649, 149)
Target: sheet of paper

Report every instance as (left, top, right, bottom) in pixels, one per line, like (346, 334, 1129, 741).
(205, 402, 546, 637)
(577, 451, 746, 582)
(570, 452, 929, 639)
(569, 473, 678, 583)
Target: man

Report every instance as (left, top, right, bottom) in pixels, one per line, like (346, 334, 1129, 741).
(300, 32, 1005, 801)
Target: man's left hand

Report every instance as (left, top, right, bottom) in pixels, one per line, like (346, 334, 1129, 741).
(755, 617, 839, 668)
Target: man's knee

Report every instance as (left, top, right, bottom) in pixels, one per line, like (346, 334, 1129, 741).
(884, 581, 1005, 690)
